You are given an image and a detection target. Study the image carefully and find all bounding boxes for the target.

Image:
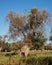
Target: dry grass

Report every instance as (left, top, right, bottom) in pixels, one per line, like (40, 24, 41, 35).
(29, 50, 52, 54)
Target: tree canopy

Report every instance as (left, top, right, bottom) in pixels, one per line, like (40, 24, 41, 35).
(6, 8, 51, 49)
(6, 8, 49, 39)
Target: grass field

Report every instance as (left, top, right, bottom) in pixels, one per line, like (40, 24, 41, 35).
(0, 50, 52, 65)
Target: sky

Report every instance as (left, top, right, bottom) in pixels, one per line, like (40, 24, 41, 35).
(0, 0, 52, 40)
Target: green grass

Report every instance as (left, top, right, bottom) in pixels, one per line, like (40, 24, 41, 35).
(0, 50, 52, 65)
